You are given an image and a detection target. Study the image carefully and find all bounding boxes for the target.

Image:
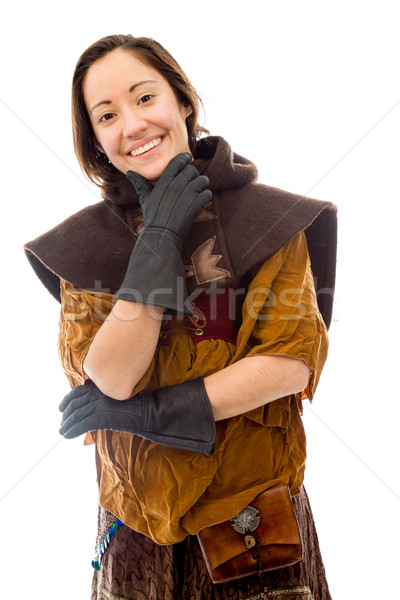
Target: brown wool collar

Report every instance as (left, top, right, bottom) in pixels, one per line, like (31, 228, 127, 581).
(24, 136, 338, 328)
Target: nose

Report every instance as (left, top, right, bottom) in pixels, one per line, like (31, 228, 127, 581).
(122, 108, 147, 138)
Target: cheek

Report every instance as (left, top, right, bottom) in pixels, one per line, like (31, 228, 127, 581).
(97, 131, 114, 153)
(158, 103, 187, 132)
(157, 105, 177, 130)
(96, 130, 120, 162)
(169, 110, 190, 145)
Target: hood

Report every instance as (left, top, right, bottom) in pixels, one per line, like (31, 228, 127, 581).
(103, 136, 259, 205)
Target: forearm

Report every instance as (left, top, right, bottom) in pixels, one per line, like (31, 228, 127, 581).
(83, 299, 164, 400)
(204, 354, 310, 421)
(83, 156, 210, 400)
(62, 342, 309, 455)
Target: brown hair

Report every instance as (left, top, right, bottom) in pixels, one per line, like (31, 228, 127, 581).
(71, 34, 209, 202)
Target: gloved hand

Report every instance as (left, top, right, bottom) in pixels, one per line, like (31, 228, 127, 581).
(115, 153, 212, 316)
(59, 378, 216, 456)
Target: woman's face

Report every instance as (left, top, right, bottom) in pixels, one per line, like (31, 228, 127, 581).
(84, 49, 192, 184)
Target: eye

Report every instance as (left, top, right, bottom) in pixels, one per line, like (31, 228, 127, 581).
(138, 94, 153, 105)
(99, 112, 115, 122)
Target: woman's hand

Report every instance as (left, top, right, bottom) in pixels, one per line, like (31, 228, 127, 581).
(115, 153, 212, 315)
(59, 378, 216, 456)
(128, 152, 210, 242)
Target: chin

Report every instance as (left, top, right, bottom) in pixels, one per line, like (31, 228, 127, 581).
(143, 169, 164, 185)
(121, 154, 174, 183)
(142, 162, 169, 184)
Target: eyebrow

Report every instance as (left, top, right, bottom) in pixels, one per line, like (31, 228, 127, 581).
(89, 80, 158, 114)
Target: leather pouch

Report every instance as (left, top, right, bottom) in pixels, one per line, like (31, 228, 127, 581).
(197, 484, 303, 584)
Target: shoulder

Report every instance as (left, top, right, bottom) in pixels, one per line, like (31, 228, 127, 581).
(214, 182, 337, 329)
(24, 200, 137, 302)
(25, 200, 128, 248)
(214, 181, 336, 270)
(217, 181, 336, 221)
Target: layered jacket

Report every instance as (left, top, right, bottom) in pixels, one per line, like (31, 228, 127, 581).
(24, 136, 337, 544)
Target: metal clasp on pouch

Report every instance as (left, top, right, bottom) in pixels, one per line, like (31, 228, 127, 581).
(230, 505, 260, 534)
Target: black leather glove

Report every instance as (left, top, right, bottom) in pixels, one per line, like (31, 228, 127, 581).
(115, 153, 212, 316)
(59, 378, 216, 456)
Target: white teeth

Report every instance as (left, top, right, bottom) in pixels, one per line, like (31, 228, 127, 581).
(130, 137, 162, 157)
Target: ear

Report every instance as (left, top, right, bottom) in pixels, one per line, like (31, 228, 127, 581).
(94, 138, 105, 153)
(184, 104, 193, 119)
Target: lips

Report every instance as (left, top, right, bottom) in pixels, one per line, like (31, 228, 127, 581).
(129, 136, 163, 157)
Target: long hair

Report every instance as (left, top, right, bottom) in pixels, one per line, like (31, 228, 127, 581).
(71, 34, 208, 201)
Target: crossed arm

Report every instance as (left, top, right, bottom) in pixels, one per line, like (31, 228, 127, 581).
(83, 297, 310, 422)
(61, 157, 313, 449)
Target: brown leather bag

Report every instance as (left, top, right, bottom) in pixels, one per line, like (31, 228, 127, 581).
(196, 484, 303, 584)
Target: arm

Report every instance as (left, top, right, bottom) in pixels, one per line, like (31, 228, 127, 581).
(60, 232, 326, 455)
(83, 300, 164, 401)
(204, 354, 310, 421)
(84, 308, 309, 406)
(83, 154, 211, 400)
(59, 353, 309, 455)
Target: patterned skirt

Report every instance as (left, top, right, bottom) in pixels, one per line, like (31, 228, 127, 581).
(91, 487, 331, 600)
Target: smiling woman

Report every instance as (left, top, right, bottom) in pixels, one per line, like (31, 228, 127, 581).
(24, 33, 337, 600)
(83, 50, 192, 183)
(71, 35, 208, 201)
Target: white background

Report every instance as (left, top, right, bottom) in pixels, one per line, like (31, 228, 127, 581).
(1, 1, 399, 598)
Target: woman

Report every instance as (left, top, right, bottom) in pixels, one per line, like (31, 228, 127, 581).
(24, 35, 337, 600)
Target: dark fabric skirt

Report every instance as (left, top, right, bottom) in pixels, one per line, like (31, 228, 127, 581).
(91, 487, 331, 600)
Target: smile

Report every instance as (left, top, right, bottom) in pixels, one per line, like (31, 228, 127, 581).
(130, 137, 162, 157)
